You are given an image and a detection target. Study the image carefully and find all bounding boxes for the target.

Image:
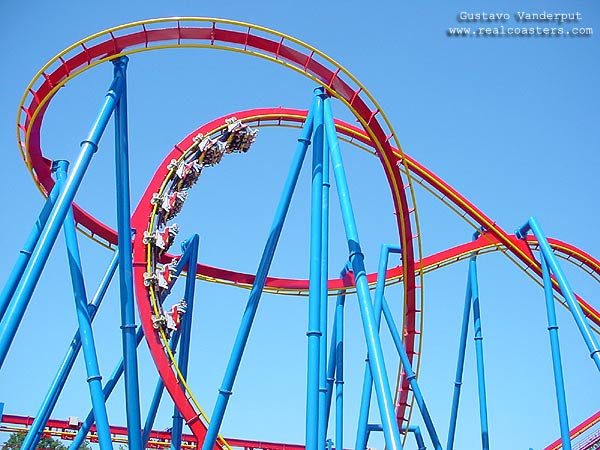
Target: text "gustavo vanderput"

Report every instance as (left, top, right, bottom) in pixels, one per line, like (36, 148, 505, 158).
(458, 11, 582, 23)
(448, 11, 591, 37)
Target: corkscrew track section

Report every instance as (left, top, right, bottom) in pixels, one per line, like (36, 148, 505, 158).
(129, 108, 600, 446)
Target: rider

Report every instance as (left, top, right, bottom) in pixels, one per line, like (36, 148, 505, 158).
(165, 299, 188, 333)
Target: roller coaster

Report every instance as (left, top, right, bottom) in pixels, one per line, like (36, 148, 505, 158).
(0, 17, 599, 450)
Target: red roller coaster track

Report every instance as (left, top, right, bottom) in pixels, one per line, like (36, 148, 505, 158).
(11, 18, 600, 450)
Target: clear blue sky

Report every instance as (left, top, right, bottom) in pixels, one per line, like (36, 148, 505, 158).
(0, 1, 599, 449)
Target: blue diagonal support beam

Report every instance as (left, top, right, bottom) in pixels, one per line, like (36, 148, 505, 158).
(323, 95, 403, 450)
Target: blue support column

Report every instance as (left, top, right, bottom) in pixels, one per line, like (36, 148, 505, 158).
(359, 244, 441, 450)
(381, 297, 442, 450)
(469, 256, 490, 450)
(69, 326, 145, 450)
(324, 265, 349, 450)
(201, 92, 319, 450)
(318, 88, 331, 450)
(16, 160, 70, 449)
(355, 361, 372, 450)
(323, 96, 403, 450)
(70, 251, 193, 450)
(142, 329, 182, 448)
(61, 165, 113, 450)
(0, 162, 62, 323)
(0, 71, 124, 368)
(143, 377, 167, 448)
(308, 87, 325, 450)
(446, 270, 472, 450)
(171, 235, 200, 450)
(541, 253, 572, 450)
(517, 217, 600, 373)
(23, 250, 119, 450)
(367, 424, 426, 450)
(334, 285, 345, 450)
(408, 426, 427, 450)
(325, 301, 338, 421)
(113, 56, 143, 450)
(356, 245, 398, 450)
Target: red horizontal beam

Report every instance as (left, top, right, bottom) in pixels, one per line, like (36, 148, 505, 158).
(0, 413, 305, 450)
